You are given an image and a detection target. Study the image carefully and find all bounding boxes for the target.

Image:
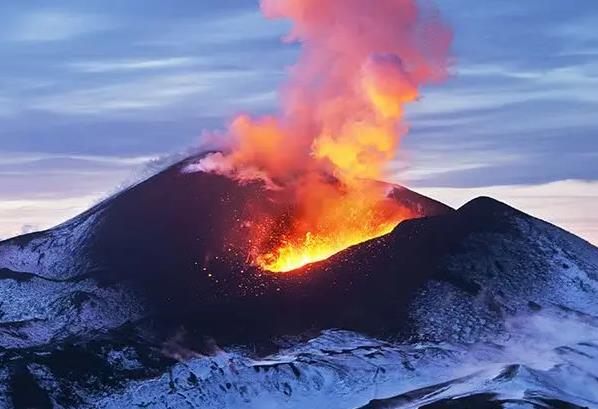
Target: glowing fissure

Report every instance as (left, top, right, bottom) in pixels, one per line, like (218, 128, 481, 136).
(200, 0, 452, 272)
(255, 208, 408, 273)
(252, 179, 414, 272)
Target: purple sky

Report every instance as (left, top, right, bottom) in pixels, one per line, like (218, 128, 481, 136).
(0, 0, 597, 244)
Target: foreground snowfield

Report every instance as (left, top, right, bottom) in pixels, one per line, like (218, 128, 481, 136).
(1, 312, 595, 408)
(94, 309, 598, 408)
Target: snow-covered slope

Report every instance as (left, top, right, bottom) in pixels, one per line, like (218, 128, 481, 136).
(94, 310, 598, 409)
(0, 200, 144, 350)
(3, 309, 594, 408)
(408, 197, 598, 344)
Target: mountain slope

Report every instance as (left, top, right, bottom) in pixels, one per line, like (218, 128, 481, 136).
(0, 154, 597, 408)
(0, 153, 452, 346)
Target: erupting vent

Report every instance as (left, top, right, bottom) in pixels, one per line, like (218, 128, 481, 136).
(252, 181, 414, 273)
(193, 0, 452, 272)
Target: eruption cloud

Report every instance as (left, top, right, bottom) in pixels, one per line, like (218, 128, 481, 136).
(199, 0, 452, 272)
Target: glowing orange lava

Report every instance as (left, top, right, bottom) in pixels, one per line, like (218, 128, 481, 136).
(254, 179, 414, 272)
(257, 221, 397, 273)
(198, 0, 452, 272)
(256, 209, 410, 273)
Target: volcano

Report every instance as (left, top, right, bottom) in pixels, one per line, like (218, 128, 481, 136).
(0, 152, 452, 342)
(0, 153, 597, 408)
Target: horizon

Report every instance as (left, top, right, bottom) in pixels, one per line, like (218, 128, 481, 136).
(1, 0, 597, 245)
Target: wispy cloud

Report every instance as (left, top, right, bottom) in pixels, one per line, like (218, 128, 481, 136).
(413, 61, 598, 117)
(0, 195, 99, 240)
(69, 57, 198, 73)
(6, 11, 113, 42)
(0, 95, 15, 117)
(0, 152, 149, 199)
(456, 64, 540, 80)
(0, 152, 157, 169)
(197, 10, 289, 43)
(555, 15, 598, 43)
(144, 10, 289, 47)
(394, 150, 523, 183)
(30, 71, 258, 115)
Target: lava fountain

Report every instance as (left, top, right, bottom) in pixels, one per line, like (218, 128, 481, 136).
(197, 0, 452, 272)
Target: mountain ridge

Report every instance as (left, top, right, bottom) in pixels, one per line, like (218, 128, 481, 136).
(0, 154, 597, 408)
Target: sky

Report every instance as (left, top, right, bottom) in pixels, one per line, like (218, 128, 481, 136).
(0, 0, 597, 245)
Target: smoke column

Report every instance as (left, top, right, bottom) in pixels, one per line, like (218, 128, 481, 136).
(200, 0, 452, 272)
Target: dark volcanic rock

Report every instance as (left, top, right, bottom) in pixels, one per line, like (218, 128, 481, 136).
(0, 153, 454, 343)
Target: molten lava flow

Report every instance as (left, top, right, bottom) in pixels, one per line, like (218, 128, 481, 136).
(253, 177, 414, 273)
(198, 0, 452, 272)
